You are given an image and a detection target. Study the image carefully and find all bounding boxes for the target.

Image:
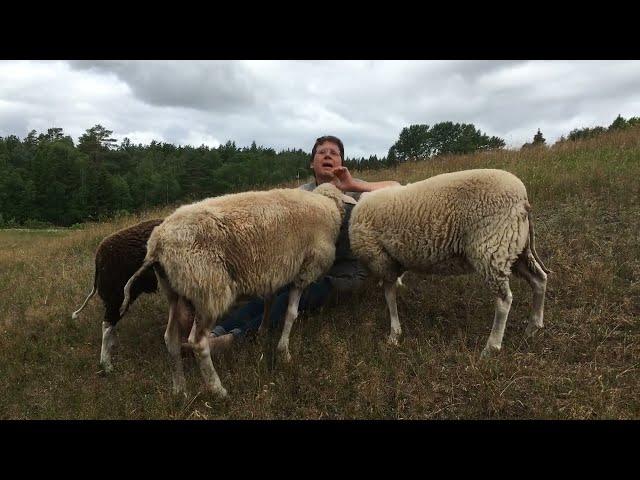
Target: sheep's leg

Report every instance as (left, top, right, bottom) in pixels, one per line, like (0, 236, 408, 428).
(513, 255, 547, 337)
(176, 296, 195, 342)
(100, 321, 117, 373)
(99, 305, 122, 373)
(481, 278, 513, 358)
(351, 236, 402, 344)
(257, 295, 274, 336)
(164, 297, 187, 395)
(276, 287, 303, 363)
(188, 319, 228, 398)
(384, 279, 402, 345)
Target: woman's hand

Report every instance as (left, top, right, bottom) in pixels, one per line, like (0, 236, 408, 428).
(332, 166, 358, 191)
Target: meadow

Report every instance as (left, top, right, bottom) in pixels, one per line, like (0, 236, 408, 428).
(1, 129, 638, 419)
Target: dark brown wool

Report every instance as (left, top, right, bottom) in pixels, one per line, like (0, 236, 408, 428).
(93, 219, 163, 324)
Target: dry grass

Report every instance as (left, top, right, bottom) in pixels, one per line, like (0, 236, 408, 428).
(1, 129, 639, 419)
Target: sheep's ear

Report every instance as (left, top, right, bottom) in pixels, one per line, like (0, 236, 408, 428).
(342, 194, 357, 205)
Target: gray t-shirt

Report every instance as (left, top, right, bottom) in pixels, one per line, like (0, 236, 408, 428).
(299, 180, 368, 292)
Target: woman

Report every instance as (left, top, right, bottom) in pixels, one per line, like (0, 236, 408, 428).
(209, 135, 400, 350)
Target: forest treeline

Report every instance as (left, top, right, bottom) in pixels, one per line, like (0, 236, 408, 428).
(0, 114, 636, 227)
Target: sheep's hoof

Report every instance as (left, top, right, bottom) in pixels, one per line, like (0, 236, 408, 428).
(100, 362, 114, 374)
(172, 380, 188, 396)
(480, 345, 501, 359)
(387, 334, 400, 346)
(212, 386, 228, 398)
(525, 323, 542, 338)
(277, 347, 292, 363)
(172, 387, 188, 397)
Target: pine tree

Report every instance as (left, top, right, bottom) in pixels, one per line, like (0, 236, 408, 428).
(78, 124, 117, 154)
(609, 114, 627, 131)
(532, 129, 546, 146)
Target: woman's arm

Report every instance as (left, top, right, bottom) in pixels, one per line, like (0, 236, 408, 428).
(331, 166, 401, 192)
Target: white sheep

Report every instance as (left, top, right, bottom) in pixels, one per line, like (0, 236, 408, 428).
(348, 168, 550, 357)
(120, 183, 355, 397)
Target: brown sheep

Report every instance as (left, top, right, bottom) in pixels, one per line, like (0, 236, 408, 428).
(72, 218, 163, 372)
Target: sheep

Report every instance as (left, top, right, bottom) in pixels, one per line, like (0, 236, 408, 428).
(71, 218, 164, 372)
(348, 168, 550, 357)
(120, 183, 356, 397)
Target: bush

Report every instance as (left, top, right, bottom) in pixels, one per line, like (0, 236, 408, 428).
(0, 214, 21, 228)
(113, 209, 131, 219)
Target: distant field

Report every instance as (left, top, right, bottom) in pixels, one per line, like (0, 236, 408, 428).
(1, 130, 638, 419)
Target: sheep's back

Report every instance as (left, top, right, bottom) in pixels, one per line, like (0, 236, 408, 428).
(95, 218, 163, 301)
(350, 169, 529, 271)
(149, 188, 340, 299)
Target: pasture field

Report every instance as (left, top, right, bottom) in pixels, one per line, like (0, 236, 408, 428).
(1, 130, 638, 419)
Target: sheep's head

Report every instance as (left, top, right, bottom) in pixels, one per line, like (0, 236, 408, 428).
(313, 183, 357, 217)
(312, 183, 357, 221)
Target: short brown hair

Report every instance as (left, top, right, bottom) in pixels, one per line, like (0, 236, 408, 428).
(311, 135, 344, 164)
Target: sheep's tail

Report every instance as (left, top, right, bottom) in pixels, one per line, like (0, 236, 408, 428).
(527, 210, 551, 275)
(120, 258, 156, 317)
(71, 264, 98, 319)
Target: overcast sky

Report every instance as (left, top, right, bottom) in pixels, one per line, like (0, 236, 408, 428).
(1, 60, 639, 158)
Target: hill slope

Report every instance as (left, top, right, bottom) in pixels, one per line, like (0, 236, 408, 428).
(1, 129, 638, 419)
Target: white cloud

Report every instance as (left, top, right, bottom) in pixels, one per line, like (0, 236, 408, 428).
(1, 60, 639, 158)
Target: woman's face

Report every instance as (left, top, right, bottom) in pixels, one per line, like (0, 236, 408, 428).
(311, 141, 342, 180)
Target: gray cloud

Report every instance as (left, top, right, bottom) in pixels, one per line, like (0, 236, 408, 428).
(69, 60, 259, 112)
(2, 60, 640, 158)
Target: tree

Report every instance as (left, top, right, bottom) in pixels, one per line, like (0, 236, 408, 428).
(109, 174, 134, 212)
(522, 128, 546, 149)
(78, 124, 118, 154)
(390, 124, 433, 162)
(77, 125, 119, 180)
(0, 166, 35, 223)
(390, 122, 505, 161)
(567, 126, 606, 142)
(24, 130, 39, 149)
(486, 136, 506, 150)
(39, 127, 65, 143)
(31, 140, 84, 224)
(218, 140, 238, 162)
(3, 135, 21, 153)
(533, 129, 546, 146)
(119, 137, 134, 151)
(37, 127, 74, 148)
(609, 114, 628, 131)
(386, 147, 399, 168)
(627, 116, 640, 127)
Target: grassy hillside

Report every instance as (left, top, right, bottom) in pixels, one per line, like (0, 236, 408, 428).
(1, 129, 638, 419)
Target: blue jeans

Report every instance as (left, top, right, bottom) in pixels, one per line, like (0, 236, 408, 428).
(213, 277, 334, 338)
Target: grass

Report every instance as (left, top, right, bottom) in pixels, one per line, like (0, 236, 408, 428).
(1, 129, 639, 419)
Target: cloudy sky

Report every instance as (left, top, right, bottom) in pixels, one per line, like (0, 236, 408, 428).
(1, 60, 639, 158)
